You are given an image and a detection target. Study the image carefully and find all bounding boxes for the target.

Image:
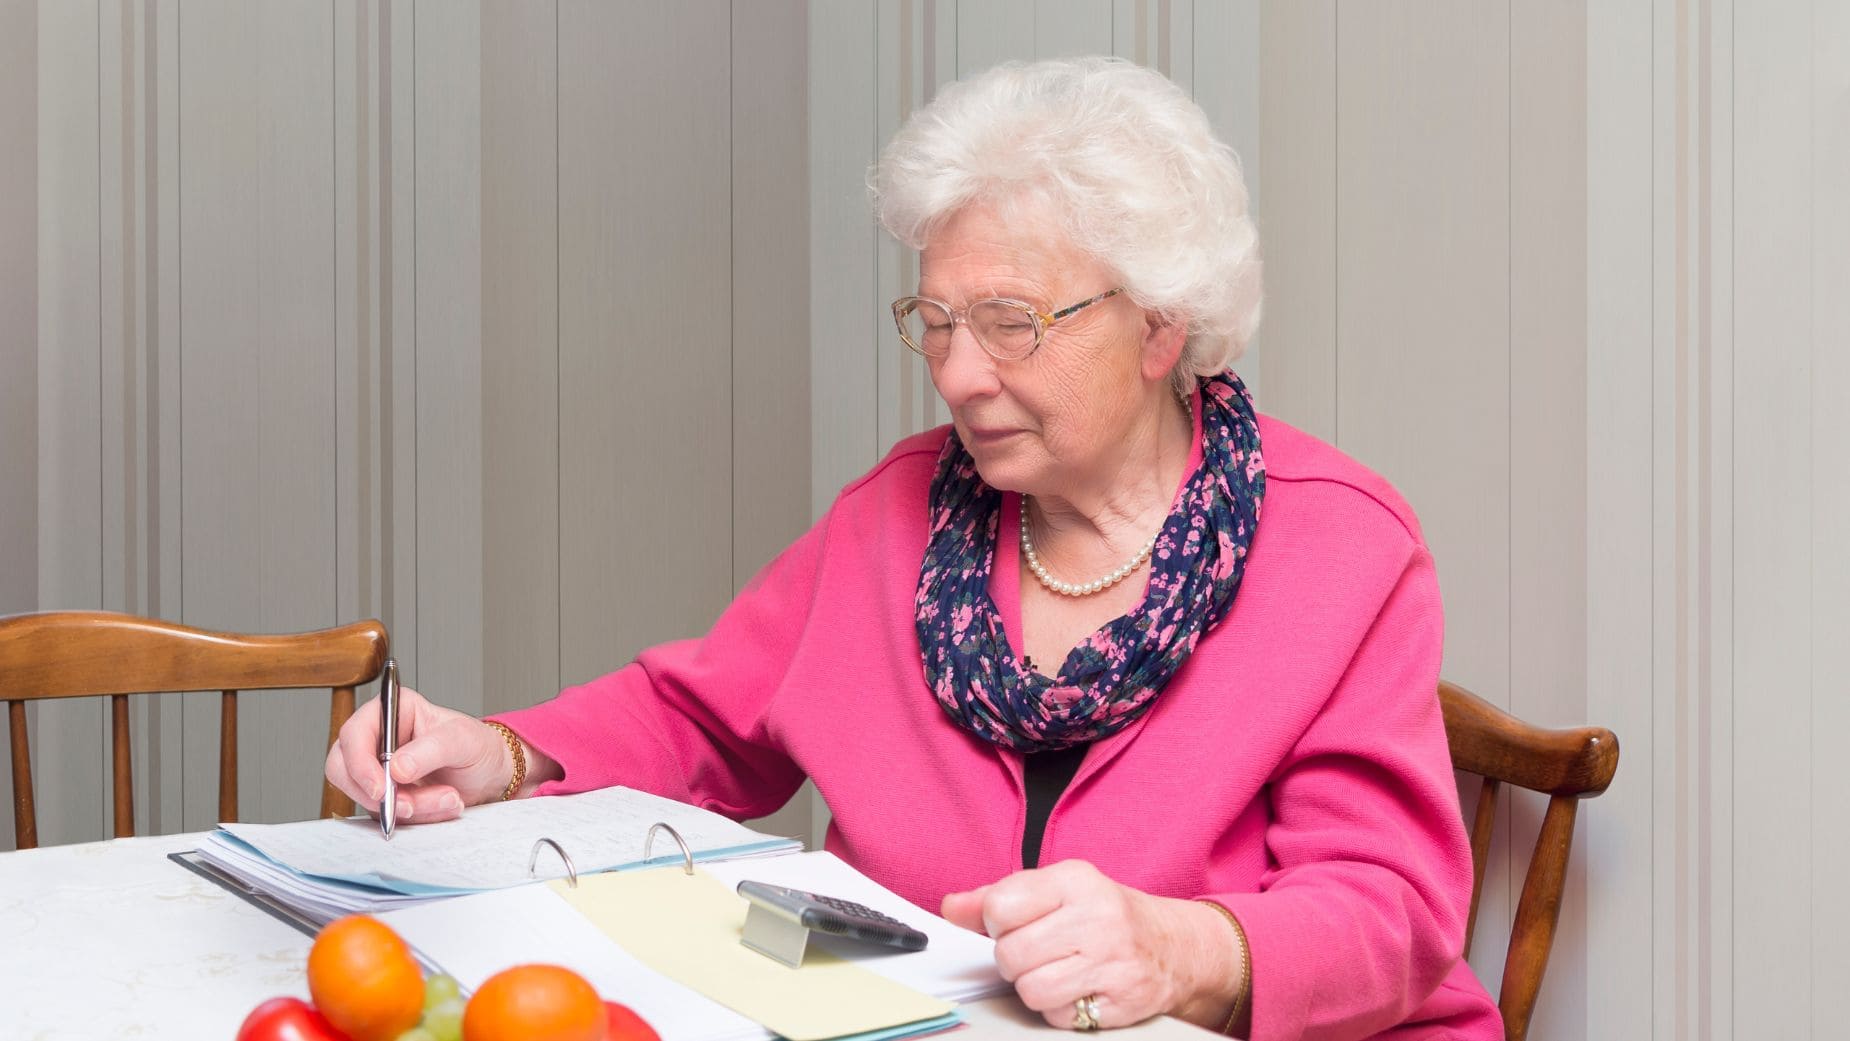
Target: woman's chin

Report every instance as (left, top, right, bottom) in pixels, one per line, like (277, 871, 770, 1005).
(966, 450, 1034, 494)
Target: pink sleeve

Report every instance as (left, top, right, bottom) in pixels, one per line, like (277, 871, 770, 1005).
(1204, 548, 1477, 1041)
(485, 515, 828, 821)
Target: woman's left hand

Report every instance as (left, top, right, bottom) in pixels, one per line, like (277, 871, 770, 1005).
(941, 860, 1242, 1031)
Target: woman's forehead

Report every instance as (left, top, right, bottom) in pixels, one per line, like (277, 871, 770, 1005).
(918, 205, 1102, 298)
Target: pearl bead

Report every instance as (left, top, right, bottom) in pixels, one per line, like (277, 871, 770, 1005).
(1020, 496, 1161, 598)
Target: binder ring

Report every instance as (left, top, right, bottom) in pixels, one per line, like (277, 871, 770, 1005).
(528, 836, 579, 888)
(644, 822, 696, 876)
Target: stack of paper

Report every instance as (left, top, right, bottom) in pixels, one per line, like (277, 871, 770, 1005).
(191, 787, 803, 924)
(379, 850, 1009, 1041)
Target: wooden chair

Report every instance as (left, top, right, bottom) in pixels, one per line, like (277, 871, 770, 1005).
(1440, 680, 1619, 1041)
(1, 611, 387, 850)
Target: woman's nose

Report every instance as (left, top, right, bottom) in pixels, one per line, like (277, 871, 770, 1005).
(929, 323, 1000, 407)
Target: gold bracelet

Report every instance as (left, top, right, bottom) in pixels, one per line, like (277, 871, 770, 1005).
(1195, 899, 1251, 1036)
(484, 720, 527, 801)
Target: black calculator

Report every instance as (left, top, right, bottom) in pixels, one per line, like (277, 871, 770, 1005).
(736, 880, 930, 952)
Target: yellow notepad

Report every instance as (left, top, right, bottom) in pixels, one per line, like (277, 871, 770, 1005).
(551, 868, 955, 1041)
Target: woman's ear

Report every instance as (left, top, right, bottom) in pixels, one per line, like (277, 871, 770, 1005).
(1140, 310, 1188, 384)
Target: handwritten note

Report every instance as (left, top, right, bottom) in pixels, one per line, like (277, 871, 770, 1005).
(219, 787, 798, 893)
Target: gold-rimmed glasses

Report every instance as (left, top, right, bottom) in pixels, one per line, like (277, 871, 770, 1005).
(891, 287, 1126, 361)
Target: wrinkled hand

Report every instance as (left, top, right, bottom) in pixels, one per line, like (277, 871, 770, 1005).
(323, 686, 514, 824)
(941, 860, 1241, 1031)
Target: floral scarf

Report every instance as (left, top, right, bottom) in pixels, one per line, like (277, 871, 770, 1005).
(915, 372, 1265, 752)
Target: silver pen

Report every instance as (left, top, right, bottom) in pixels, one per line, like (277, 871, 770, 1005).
(378, 658, 400, 839)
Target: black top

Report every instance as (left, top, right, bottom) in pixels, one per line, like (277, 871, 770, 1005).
(1021, 744, 1089, 869)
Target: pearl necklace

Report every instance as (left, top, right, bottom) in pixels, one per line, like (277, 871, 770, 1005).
(1019, 498, 1159, 597)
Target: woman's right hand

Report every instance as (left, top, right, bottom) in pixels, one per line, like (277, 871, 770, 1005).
(323, 687, 518, 824)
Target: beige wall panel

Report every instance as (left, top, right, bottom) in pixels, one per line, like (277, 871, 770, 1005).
(1582, 5, 1655, 1037)
(1033, 0, 1112, 60)
(0, 0, 36, 852)
(733, 0, 816, 845)
(178, 1, 338, 829)
(1163, 0, 1192, 91)
(335, 1, 388, 667)
(809, 1, 880, 515)
(249, 1, 337, 827)
(557, 0, 733, 684)
(1508, 3, 1590, 1037)
(178, 0, 262, 831)
(955, 0, 1033, 76)
(875, 0, 923, 452)
(1189, 1, 1259, 400)
(1255, 1, 1334, 440)
(35, 0, 105, 848)
(1731, 2, 1816, 1035)
(96, 0, 160, 836)
(386, 0, 419, 683)
(1333, 0, 1512, 993)
(1645, 4, 1686, 1034)
(731, 0, 812, 586)
(1108, 0, 1140, 63)
(1698, 6, 1737, 1036)
(149, 0, 184, 837)
(480, 0, 559, 716)
(1812, 2, 1850, 1029)
(413, 0, 484, 716)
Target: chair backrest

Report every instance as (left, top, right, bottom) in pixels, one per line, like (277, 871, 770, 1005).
(1439, 680, 1619, 1041)
(0, 611, 387, 849)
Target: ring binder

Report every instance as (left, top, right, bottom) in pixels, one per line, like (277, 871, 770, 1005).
(527, 821, 693, 891)
(529, 837, 580, 888)
(645, 822, 696, 875)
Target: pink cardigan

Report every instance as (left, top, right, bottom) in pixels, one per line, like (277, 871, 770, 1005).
(494, 414, 1501, 1041)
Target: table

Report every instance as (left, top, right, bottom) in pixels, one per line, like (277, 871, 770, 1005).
(0, 833, 1216, 1040)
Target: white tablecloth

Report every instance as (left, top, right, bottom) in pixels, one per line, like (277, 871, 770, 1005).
(0, 833, 1216, 1041)
(0, 832, 314, 1038)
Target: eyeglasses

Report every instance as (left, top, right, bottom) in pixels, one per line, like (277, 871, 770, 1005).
(890, 287, 1126, 361)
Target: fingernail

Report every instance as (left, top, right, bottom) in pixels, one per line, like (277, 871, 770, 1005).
(394, 754, 415, 778)
(371, 781, 383, 801)
(396, 797, 412, 818)
(440, 794, 462, 814)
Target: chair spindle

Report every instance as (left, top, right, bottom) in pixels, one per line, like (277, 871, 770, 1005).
(321, 685, 357, 819)
(218, 691, 238, 823)
(111, 694, 133, 837)
(1463, 774, 1500, 956)
(8, 700, 35, 849)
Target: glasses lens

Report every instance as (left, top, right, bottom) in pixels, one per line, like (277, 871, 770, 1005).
(899, 299, 954, 356)
(970, 301, 1040, 359)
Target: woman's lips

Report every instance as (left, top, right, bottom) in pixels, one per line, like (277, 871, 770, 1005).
(964, 426, 1024, 444)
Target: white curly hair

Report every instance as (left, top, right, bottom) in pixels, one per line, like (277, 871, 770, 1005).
(869, 56, 1262, 395)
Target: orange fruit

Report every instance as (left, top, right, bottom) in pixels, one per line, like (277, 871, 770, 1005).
(463, 964, 606, 1041)
(306, 914, 426, 1041)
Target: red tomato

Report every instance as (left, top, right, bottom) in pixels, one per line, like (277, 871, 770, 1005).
(235, 997, 350, 1041)
(603, 1001, 661, 1041)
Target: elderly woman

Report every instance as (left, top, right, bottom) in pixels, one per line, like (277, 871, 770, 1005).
(327, 57, 1500, 1041)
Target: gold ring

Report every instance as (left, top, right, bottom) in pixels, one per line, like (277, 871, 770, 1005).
(1073, 994, 1101, 1031)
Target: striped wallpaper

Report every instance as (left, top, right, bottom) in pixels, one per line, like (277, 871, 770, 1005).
(4, 1, 1847, 1038)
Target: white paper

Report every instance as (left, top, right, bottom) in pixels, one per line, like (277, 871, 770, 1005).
(218, 786, 799, 892)
(375, 850, 1007, 1040)
(382, 884, 770, 1041)
(702, 852, 1006, 1003)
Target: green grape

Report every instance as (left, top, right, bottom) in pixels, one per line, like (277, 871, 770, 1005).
(423, 973, 463, 1011)
(423, 997, 466, 1041)
(393, 1028, 438, 1041)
